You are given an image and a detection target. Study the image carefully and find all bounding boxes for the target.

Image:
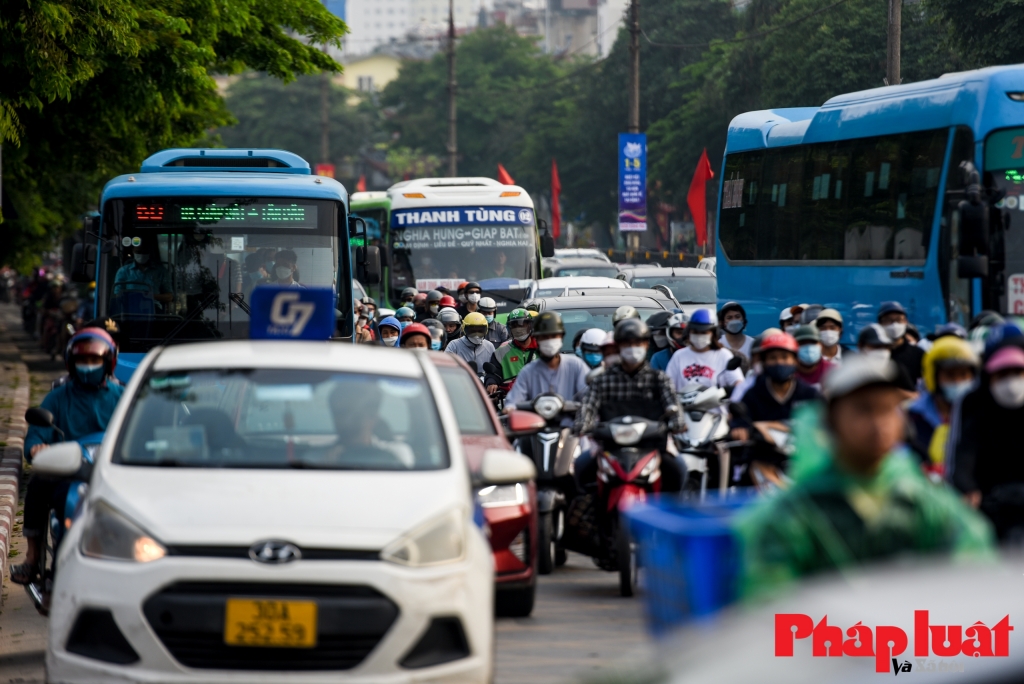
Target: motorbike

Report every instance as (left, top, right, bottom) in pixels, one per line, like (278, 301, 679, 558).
(567, 415, 668, 597)
(513, 392, 580, 574)
(676, 382, 735, 498)
(23, 407, 100, 616)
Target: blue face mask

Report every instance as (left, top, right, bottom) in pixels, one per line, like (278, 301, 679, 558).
(400, 321, 410, 329)
(583, 351, 603, 368)
(797, 344, 822, 366)
(430, 339, 442, 351)
(484, 314, 494, 324)
(75, 363, 105, 386)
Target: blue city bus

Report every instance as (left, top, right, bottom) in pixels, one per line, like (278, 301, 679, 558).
(715, 64, 1024, 342)
(71, 149, 371, 382)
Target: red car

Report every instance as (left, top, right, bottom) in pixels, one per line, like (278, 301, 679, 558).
(428, 353, 545, 617)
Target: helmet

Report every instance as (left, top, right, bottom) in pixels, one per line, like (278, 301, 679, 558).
(822, 355, 899, 403)
(439, 295, 457, 308)
(687, 308, 716, 333)
(457, 282, 469, 295)
(751, 327, 783, 355)
(934, 322, 967, 340)
(507, 308, 531, 323)
(612, 305, 640, 325)
(718, 301, 746, 322)
(413, 292, 428, 306)
(422, 318, 447, 348)
(614, 318, 650, 344)
(923, 336, 978, 394)
(464, 281, 482, 293)
(758, 332, 798, 354)
(395, 306, 415, 320)
(666, 312, 688, 350)
(858, 323, 894, 348)
(65, 327, 118, 381)
(971, 310, 1005, 330)
(877, 301, 908, 320)
(463, 311, 488, 329)
(400, 322, 432, 347)
(579, 328, 606, 353)
(478, 297, 497, 312)
(533, 311, 565, 337)
(799, 304, 825, 325)
(646, 311, 673, 332)
(427, 290, 444, 305)
(793, 325, 820, 344)
(360, 296, 376, 308)
(438, 308, 462, 325)
(815, 308, 844, 328)
(400, 287, 418, 301)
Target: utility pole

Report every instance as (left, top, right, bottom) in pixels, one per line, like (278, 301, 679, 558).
(627, 0, 640, 134)
(886, 0, 901, 86)
(446, 0, 458, 177)
(320, 73, 330, 165)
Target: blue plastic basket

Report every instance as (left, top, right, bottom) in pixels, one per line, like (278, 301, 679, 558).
(624, 493, 757, 636)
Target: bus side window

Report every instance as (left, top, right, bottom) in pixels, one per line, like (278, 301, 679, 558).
(941, 126, 975, 326)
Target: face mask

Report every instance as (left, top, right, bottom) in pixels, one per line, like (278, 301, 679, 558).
(884, 322, 907, 341)
(797, 344, 822, 366)
(863, 348, 891, 362)
(75, 363, 105, 386)
(484, 314, 494, 324)
(991, 376, 1024, 409)
(430, 339, 442, 351)
(784, 323, 799, 335)
(652, 331, 668, 349)
(400, 321, 411, 329)
(265, 262, 276, 274)
(538, 338, 562, 359)
(752, 361, 763, 376)
(467, 293, 481, 304)
(134, 254, 150, 265)
(381, 334, 399, 347)
(819, 330, 841, 347)
(275, 266, 293, 280)
(467, 333, 485, 346)
(765, 363, 797, 382)
(619, 345, 647, 366)
(604, 354, 621, 367)
(511, 327, 530, 343)
(583, 351, 603, 368)
(690, 333, 712, 350)
(725, 319, 745, 335)
(430, 304, 439, 314)
(941, 380, 973, 404)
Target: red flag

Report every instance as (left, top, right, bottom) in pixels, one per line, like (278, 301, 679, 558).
(550, 158, 562, 240)
(497, 164, 515, 185)
(687, 149, 715, 247)
(356, 174, 367, 192)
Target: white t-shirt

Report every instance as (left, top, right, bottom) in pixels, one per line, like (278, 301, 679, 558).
(666, 346, 745, 391)
(719, 333, 754, 360)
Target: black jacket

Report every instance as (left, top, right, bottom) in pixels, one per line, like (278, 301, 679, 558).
(948, 384, 1024, 496)
(736, 374, 821, 425)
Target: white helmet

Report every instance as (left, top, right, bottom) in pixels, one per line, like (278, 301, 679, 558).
(479, 296, 497, 312)
(580, 328, 606, 352)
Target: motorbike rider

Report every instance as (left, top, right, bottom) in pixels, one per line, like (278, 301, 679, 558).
(457, 281, 483, 317)
(573, 318, 684, 492)
(423, 290, 444, 320)
(878, 300, 925, 388)
(484, 308, 538, 393)
(793, 325, 834, 389)
(665, 309, 744, 392)
(412, 292, 429, 320)
(421, 318, 447, 351)
(650, 312, 686, 372)
(478, 296, 509, 346)
(400, 322, 433, 349)
(445, 311, 496, 375)
(505, 311, 590, 412)
(354, 301, 375, 343)
(738, 355, 994, 598)
(907, 336, 978, 474)
(613, 305, 640, 326)
(377, 316, 402, 347)
(779, 305, 806, 335)
(645, 311, 673, 362)
(13, 328, 126, 588)
(814, 308, 845, 364)
(577, 328, 606, 370)
(399, 287, 418, 307)
(395, 307, 416, 328)
(437, 307, 462, 348)
(360, 296, 378, 320)
(858, 323, 916, 393)
(718, 302, 754, 362)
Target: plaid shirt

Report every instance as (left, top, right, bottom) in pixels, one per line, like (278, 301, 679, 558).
(573, 362, 683, 435)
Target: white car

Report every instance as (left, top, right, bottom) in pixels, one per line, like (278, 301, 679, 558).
(38, 341, 533, 683)
(525, 276, 628, 299)
(552, 248, 612, 263)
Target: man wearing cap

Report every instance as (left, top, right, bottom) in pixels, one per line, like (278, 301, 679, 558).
(878, 300, 925, 388)
(814, 308, 845, 364)
(948, 343, 1024, 538)
(719, 302, 754, 361)
(793, 325, 834, 389)
(738, 356, 994, 598)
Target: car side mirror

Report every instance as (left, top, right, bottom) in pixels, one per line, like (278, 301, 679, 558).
(480, 448, 536, 485)
(504, 410, 546, 439)
(726, 356, 743, 371)
(25, 407, 55, 428)
(32, 442, 86, 479)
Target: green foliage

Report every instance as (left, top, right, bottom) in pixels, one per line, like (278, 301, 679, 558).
(0, 0, 347, 268)
(925, 0, 1024, 68)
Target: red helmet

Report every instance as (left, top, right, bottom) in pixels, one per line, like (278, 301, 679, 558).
(400, 323, 432, 347)
(65, 327, 118, 380)
(439, 295, 457, 308)
(759, 332, 798, 354)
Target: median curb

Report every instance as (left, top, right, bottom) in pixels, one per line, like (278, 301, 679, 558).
(0, 313, 30, 589)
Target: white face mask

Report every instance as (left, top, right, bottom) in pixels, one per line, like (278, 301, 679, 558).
(538, 338, 562, 358)
(429, 304, 439, 314)
(863, 348, 891, 362)
(467, 333, 485, 346)
(381, 334, 399, 347)
(819, 330, 841, 347)
(991, 376, 1024, 409)
(467, 293, 481, 304)
(275, 266, 293, 280)
(884, 322, 907, 341)
(690, 333, 712, 351)
(619, 345, 647, 366)
(652, 331, 668, 349)
(604, 353, 621, 367)
(511, 327, 530, 342)
(784, 323, 799, 335)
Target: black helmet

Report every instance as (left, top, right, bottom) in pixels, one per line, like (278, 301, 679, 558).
(464, 281, 482, 293)
(533, 311, 565, 336)
(718, 301, 746, 322)
(614, 318, 650, 344)
(427, 290, 443, 304)
(646, 311, 673, 332)
(400, 287, 418, 301)
(360, 296, 376, 307)
(799, 304, 824, 325)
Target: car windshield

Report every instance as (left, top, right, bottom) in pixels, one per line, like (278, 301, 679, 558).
(554, 307, 664, 351)
(550, 265, 619, 278)
(116, 369, 448, 470)
(631, 276, 717, 303)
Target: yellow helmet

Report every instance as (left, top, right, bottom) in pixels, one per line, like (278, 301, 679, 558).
(923, 336, 978, 394)
(463, 311, 488, 329)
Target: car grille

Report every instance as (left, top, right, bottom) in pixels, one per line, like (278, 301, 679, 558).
(143, 582, 399, 671)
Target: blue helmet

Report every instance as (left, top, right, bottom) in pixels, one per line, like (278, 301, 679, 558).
(688, 308, 715, 332)
(395, 306, 415, 320)
(877, 301, 907, 319)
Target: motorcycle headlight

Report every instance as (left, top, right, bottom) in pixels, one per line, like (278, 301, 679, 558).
(639, 454, 661, 477)
(533, 396, 563, 420)
(477, 483, 526, 508)
(610, 422, 645, 446)
(381, 509, 465, 567)
(79, 500, 166, 563)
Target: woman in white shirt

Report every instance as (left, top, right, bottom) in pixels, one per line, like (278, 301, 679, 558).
(666, 308, 745, 391)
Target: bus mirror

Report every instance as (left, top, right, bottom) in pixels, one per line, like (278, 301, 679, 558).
(958, 254, 988, 279)
(378, 244, 391, 268)
(359, 245, 381, 284)
(70, 242, 97, 283)
(540, 234, 555, 258)
(348, 216, 367, 237)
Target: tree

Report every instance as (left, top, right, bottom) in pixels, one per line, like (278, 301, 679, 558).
(0, 0, 347, 268)
(925, 0, 1024, 68)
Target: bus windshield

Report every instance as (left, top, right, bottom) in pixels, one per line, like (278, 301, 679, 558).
(100, 197, 339, 352)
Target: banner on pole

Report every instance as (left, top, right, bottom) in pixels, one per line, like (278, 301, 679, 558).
(618, 133, 647, 232)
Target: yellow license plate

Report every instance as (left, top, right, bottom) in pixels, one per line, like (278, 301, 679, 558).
(224, 598, 317, 648)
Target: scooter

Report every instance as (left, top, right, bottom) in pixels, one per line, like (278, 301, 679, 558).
(22, 407, 100, 616)
(676, 381, 734, 498)
(513, 392, 579, 574)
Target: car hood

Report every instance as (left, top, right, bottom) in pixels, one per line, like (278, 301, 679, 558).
(92, 465, 468, 550)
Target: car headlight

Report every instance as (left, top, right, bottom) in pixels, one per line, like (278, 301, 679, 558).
(79, 500, 166, 563)
(610, 422, 645, 446)
(533, 396, 563, 420)
(477, 483, 526, 508)
(381, 509, 465, 567)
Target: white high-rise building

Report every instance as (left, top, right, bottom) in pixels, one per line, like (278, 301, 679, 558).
(343, 0, 484, 56)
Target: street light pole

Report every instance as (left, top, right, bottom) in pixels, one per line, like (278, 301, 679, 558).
(886, 0, 901, 86)
(446, 0, 458, 177)
(627, 0, 640, 134)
